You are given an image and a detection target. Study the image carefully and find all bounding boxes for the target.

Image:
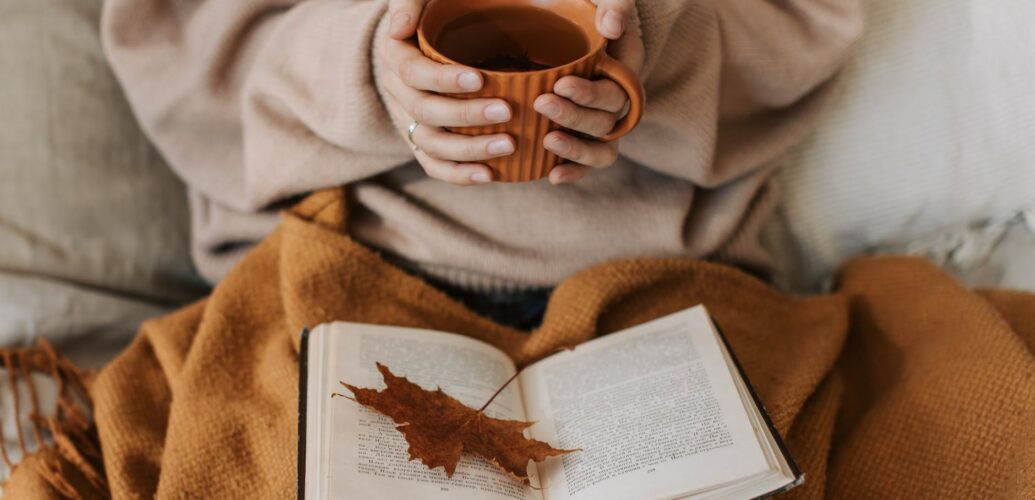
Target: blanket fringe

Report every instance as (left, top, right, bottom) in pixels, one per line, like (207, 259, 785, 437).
(0, 339, 106, 498)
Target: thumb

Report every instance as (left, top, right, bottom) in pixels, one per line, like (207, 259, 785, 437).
(609, 13, 644, 75)
(387, 0, 425, 40)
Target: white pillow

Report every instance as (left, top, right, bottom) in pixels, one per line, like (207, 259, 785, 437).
(773, 0, 1035, 290)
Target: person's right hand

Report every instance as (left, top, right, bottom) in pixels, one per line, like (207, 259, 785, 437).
(381, 0, 516, 185)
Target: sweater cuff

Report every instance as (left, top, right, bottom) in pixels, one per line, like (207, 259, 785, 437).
(238, 0, 414, 204)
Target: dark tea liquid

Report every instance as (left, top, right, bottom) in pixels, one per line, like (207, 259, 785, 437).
(433, 7, 589, 72)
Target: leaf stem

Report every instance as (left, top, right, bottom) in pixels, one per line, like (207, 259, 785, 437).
(478, 369, 522, 413)
(478, 346, 576, 413)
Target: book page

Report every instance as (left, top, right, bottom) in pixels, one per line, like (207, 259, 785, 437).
(519, 307, 771, 500)
(312, 323, 542, 500)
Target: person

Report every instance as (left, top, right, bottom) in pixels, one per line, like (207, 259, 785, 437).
(101, 0, 864, 328)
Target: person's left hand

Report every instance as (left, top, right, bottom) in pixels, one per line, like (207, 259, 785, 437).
(536, 0, 645, 184)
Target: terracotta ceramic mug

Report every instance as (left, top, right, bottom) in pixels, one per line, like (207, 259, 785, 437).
(417, 0, 646, 183)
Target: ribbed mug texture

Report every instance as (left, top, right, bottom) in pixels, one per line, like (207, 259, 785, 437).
(422, 52, 598, 182)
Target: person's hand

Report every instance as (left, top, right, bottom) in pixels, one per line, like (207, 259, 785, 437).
(382, 0, 515, 185)
(535, 0, 645, 184)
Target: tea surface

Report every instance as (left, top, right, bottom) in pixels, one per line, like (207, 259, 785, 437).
(433, 7, 589, 72)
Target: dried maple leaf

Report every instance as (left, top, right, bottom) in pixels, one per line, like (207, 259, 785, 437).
(337, 363, 576, 484)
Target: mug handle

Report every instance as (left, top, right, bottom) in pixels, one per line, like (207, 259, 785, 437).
(595, 55, 646, 142)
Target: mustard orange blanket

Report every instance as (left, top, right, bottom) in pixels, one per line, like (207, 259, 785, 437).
(5, 189, 1035, 498)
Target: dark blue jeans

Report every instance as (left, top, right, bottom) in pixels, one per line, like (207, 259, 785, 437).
(429, 280, 552, 331)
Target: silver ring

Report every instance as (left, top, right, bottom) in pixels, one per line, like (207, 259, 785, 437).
(407, 121, 421, 151)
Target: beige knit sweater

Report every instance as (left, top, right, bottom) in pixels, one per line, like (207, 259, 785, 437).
(102, 0, 864, 291)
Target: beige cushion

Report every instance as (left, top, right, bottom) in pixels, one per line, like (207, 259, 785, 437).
(773, 0, 1035, 290)
(0, 0, 205, 305)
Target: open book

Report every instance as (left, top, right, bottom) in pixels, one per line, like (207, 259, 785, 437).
(299, 306, 801, 500)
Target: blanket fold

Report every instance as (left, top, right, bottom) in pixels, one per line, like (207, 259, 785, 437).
(5, 188, 1034, 499)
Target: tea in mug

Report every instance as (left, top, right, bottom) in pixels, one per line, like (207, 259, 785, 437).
(433, 7, 590, 72)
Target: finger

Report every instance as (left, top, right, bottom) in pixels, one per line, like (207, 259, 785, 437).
(413, 126, 515, 162)
(543, 131, 619, 169)
(549, 163, 590, 185)
(386, 39, 483, 93)
(387, 0, 425, 39)
(608, 19, 646, 74)
(415, 149, 495, 185)
(384, 71, 511, 127)
(552, 76, 628, 113)
(534, 93, 617, 138)
(592, 0, 635, 40)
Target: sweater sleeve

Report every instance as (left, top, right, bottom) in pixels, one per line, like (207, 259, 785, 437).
(101, 0, 412, 213)
(623, 0, 865, 186)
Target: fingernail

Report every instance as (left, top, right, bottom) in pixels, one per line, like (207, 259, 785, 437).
(536, 100, 561, 118)
(603, 11, 623, 38)
(471, 172, 493, 184)
(484, 103, 510, 122)
(390, 13, 411, 34)
(555, 86, 576, 99)
(487, 139, 514, 156)
(547, 136, 570, 154)
(458, 71, 481, 91)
